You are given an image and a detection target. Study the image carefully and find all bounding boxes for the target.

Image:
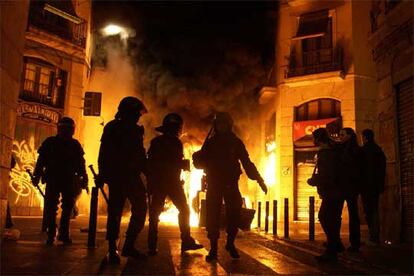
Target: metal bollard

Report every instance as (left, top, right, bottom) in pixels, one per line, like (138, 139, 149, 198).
(284, 198, 289, 239)
(273, 200, 277, 236)
(258, 201, 261, 229)
(87, 187, 99, 248)
(265, 201, 269, 233)
(309, 196, 315, 241)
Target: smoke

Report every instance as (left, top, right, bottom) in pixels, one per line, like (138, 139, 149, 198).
(90, 1, 275, 146)
(130, 41, 268, 147)
(80, 38, 139, 213)
(85, 2, 275, 208)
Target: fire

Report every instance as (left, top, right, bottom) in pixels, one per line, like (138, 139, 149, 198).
(263, 141, 276, 186)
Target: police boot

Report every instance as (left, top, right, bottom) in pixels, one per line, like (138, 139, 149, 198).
(181, 236, 203, 253)
(57, 235, 73, 245)
(46, 226, 57, 245)
(225, 236, 240, 259)
(122, 237, 147, 260)
(57, 228, 72, 245)
(107, 239, 121, 265)
(205, 239, 218, 262)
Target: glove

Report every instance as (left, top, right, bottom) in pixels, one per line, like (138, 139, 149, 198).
(258, 179, 268, 194)
(95, 174, 104, 189)
(33, 175, 40, 186)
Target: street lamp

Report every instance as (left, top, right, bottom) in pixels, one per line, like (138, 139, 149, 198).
(100, 24, 135, 40)
(101, 24, 124, 36)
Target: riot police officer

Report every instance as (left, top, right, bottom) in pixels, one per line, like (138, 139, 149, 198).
(147, 113, 203, 256)
(98, 96, 148, 264)
(33, 117, 88, 245)
(193, 112, 267, 262)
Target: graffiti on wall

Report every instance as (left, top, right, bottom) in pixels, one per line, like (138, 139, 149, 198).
(9, 137, 44, 204)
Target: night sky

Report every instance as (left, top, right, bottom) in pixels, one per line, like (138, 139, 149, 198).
(93, 1, 277, 140)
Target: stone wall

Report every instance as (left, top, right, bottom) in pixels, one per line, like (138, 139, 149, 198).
(0, 1, 30, 236)
(369, 0, 414, 242)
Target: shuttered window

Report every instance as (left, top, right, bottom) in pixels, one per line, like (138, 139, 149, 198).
(397, 78, 414, 242)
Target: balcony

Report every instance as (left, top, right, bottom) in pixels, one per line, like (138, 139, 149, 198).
(20, 79, 65, 109)
(27, 2, 86, 48)
(286, 46, 343, 78)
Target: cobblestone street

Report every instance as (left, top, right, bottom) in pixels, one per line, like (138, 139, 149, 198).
(1, 216, 412, 275)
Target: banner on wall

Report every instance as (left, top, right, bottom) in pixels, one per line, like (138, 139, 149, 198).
(293, 117, 342, 147)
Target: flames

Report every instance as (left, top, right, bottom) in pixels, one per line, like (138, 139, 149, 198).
(158, 140, 278, 227)
(158, 143, 203, 227)
(263, 141, 276, 187)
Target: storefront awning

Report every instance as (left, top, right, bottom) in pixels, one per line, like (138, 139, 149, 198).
(44, 3, 83, 24)
(292, 10, 330, 40)
(293, 117, 341, 147)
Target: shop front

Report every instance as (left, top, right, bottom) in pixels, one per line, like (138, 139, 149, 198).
(8, 96, 63, 215)
(292, 99, 341, 221)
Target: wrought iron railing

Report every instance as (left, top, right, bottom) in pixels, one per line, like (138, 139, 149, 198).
(28, 9, 86, 48)
(286, 46, 343, 78)
(20, 79, 64, 108)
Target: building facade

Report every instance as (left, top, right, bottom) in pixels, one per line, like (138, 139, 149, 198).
(8, 0, 91, 216)
(257, 0, 377, 233)
(368, 0, 413, 242)
(257, 0, 413, 243)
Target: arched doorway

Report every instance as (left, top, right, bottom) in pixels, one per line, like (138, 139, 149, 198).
(293, 98, 341, 221)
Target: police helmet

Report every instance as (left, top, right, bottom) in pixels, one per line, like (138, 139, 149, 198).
(155, 113, 183, 134)
(57, 117, 75, 137)
(118, 96, 147, 114)
(58, 117, 75, 128)
(213, 112, 233, 131)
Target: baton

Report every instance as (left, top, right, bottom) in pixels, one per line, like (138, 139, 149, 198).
(88, 165, 109, 204)
(26, 169, 45, 198)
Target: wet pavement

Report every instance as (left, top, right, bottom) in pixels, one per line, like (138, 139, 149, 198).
(1, 216, 413, 275)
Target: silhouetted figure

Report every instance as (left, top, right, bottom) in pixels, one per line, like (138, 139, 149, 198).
(33, 117, 88, 245)
(147, 113, 203, 256)
(361, 129, 386, 244)
(98, 96, 148, 264)
(308, 128, 343, 262)
(338, 127, 363, 252)
(193, 112, 267, 262)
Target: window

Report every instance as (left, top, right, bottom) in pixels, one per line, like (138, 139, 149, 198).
(298, 10, 333, 68)
(307, 101, 319, 120)
(293, 10, 331, 40)
(295, 99, 340, 121)
(20, 57, 66, 108)
(287, 10, 342, 78)
(302, 19, 332, 67)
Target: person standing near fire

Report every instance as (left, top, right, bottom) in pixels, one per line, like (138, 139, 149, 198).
(193, 112, 268, 262)
(146, 113, 203, 255)
(308, 128, 343, 262)
(338, 127, 363, 252)
(97, 96, 148, 264)
(33, 117, 88, 245)
(360, 129, 386, 245)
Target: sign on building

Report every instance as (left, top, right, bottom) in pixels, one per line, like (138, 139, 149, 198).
(83, 92, 102, 116)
